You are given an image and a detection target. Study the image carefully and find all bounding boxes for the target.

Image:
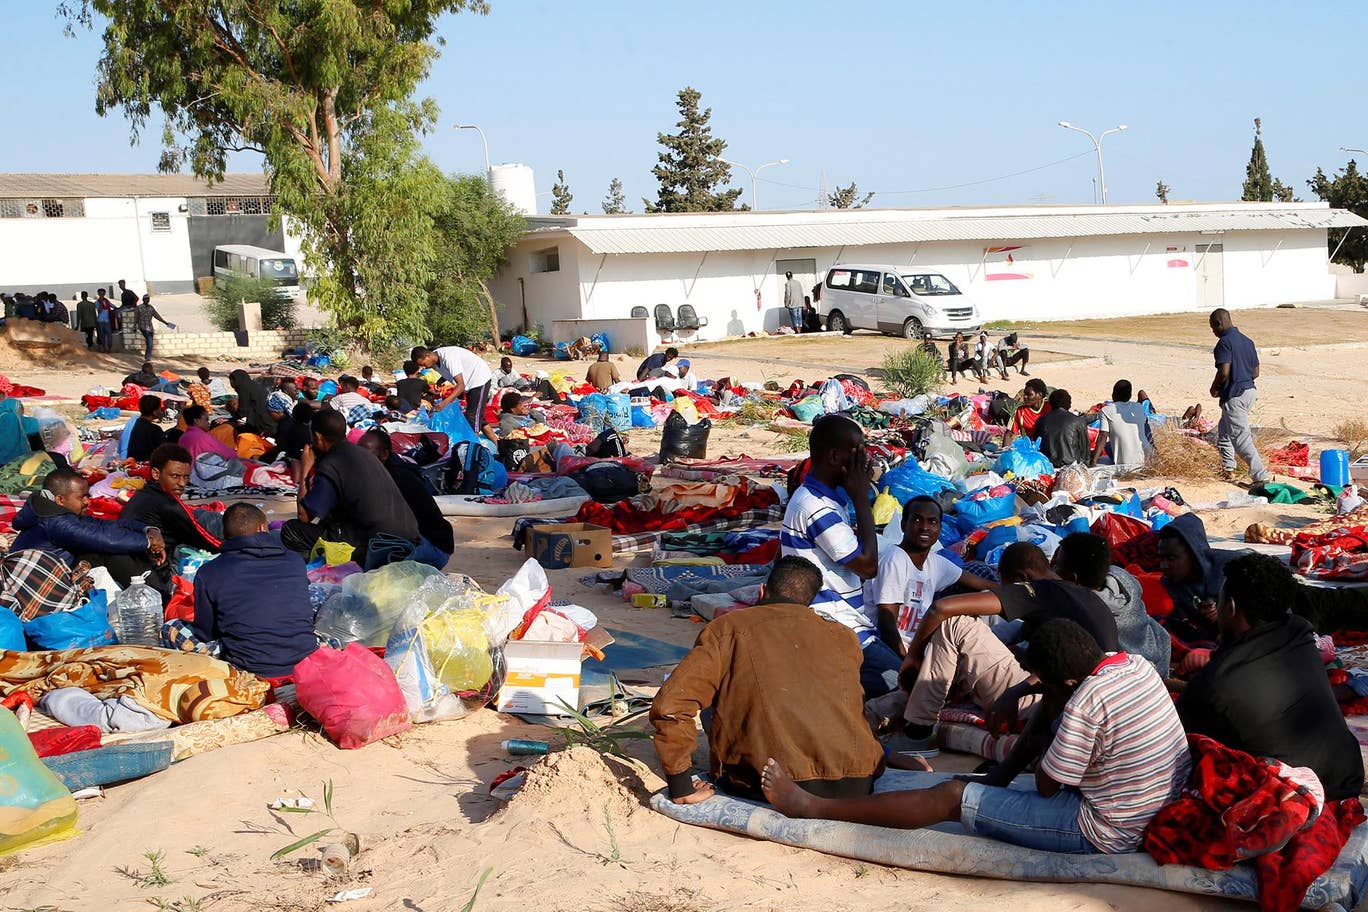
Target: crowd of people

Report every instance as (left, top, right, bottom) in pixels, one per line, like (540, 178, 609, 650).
(3, 279, 175, 358)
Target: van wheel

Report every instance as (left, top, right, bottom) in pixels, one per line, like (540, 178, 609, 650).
(827, 311, 851, 334)
(902, 318, 925, 340)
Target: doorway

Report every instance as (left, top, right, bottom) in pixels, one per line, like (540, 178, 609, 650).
(774, 258, 817, 332)
(1195, 243, 1224, 312)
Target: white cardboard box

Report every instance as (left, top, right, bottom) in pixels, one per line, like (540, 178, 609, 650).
(496, 640, 584, 716)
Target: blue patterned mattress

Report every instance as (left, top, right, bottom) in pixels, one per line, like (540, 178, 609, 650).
(651, 770, 1368, 909)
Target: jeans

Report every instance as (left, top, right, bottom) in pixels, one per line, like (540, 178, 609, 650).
(787, 307, 803, 330)
(859, 637, 903, 698)
(141, 330, 154, 361)
(96, 323, 112, 351)
(1218, 388, 1268, 481)
(960, 781, 1099, 853)
(410, 537, 452, 570)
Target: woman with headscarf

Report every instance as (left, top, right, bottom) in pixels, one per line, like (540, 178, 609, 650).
(228, 370, 277, 436)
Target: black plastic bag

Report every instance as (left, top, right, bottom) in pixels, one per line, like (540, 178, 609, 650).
(568, 462, 641, 502)
(658, 411, 711, 462)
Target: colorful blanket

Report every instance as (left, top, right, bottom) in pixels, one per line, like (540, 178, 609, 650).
(514, 506, 786, 556)
(1292, 526, 1368, 580)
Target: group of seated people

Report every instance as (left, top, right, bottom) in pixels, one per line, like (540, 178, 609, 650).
(925, 331, 1031, 385)
(999, 376, 1157, 471)
(651, 412, 1366, 859)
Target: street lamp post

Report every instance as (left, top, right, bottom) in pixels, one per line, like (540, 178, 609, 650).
(720, 158, 790, 210)
(1342, 147, 1368, 157)
(1058, 121, 1128, 203)
(454, 123, 491, 182)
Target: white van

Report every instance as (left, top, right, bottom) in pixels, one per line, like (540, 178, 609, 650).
(212, 244, 302, 296)
(818, 264, 980, 338)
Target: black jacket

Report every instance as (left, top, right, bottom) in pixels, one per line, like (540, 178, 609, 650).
(1178, 615, 1365, 801)
(228, 370, 277, 436)
(120, 485, 221, 556)
(384, 454, 454, 553)
(312, 440, 419, 547)
(127, 417, 166, 463)
(12, 494, 150, 565)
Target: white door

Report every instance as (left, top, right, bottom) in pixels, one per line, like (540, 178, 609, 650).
(1196, 243, 1224, 311)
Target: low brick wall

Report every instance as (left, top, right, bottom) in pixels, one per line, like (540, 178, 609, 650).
(118, 327, 315, 361)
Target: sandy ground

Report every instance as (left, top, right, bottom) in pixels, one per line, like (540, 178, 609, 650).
(1, 306, 1362, 911)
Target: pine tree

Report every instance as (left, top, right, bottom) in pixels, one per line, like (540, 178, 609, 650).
(1155, 180, 1171, 204)
(1271, 178, 1297, 203)
(550, 170, 573, 214)
(825, 182, 874, 209)
(1242, 118, 1273, 202)
(1308, 160, 1368, 271)
(645, 87, 743, 212)
(602, 177, 627, 214)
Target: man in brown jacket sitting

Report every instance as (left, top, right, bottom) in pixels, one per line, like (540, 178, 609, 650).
(650, 556, 887, 805)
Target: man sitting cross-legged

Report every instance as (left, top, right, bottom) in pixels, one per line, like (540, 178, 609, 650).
(875, 541, 1118, 756)
(650, 556, 888, 805)
(763, 618, 1192, 855)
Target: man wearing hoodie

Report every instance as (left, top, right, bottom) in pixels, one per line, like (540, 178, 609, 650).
(189, 503, 318, 678)
(1053, 532, 1170, 677)
(228, 369, 277, 436)
(12, 468, 168, 590)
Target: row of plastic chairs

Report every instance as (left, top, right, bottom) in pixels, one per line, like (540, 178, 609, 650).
(629, 303, 708, 338)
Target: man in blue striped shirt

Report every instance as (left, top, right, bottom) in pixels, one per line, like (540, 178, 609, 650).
(780, 414, 890, 696)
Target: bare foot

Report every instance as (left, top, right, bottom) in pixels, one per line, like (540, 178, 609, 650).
(761, 758, 818, 819)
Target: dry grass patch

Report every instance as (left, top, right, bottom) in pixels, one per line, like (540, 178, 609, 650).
(1333, 419, 1368, 461)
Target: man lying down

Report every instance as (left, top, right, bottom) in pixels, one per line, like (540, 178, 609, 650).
(761, 616, 1191, 854)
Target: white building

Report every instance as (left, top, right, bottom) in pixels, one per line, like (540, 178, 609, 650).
(0, 173, 304, 297)
(488, 202, 1367, 351)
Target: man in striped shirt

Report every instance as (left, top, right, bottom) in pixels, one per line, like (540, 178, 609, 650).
(761, 618, 1191, 854)
(780, 414, 889, 697)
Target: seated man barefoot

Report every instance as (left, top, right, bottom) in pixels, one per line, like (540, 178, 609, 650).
(1178, 553, 1364, 799)
(650, 557, 887, 804)
(763, 618, 1191, 855)
(188, 503, 319, 678)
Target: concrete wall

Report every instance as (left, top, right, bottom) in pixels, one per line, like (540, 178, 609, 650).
(118, 325, 312, 361)
(489, 228, 1337, 344)
(550, 317, 658, 353)
(186, 213, 285, 281)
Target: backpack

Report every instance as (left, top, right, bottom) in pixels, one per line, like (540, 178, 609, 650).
(447, 441, 505, 495)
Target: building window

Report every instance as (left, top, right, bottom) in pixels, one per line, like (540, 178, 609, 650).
(532, 246, 560, 273)
(186, 196, 276, 216)
(150, 211, 171, 232)
(0, 198, 85, 218)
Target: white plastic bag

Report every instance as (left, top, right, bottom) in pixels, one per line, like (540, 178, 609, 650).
(491, 559, 550, 644)
(385, 602, 469, 724)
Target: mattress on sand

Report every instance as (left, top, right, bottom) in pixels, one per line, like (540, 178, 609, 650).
(651, 770, 1368, 910)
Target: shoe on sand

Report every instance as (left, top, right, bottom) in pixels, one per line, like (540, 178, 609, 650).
(884, 731, 940, 758)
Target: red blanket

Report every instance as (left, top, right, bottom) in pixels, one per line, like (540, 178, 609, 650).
(575, 486, 779, 534)
(1145, 734, 1363, 912)
(1291, 525, 1368, 580)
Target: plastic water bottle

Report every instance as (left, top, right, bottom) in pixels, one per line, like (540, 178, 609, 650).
(113, 573, 163, 646)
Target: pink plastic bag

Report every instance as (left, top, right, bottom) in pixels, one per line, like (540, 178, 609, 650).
(293, 644, 412, 749)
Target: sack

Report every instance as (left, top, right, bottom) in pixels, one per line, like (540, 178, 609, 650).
(294, 643, 412, 749)
(510, 335, 538, 356)
(23, 596, 116, 650)
(569, 462, 641, 502)
(993, 437, 1053, 480)
(659, 411, 710, 462)
(954, 490, 1017, 530)
(790, 396, 824, 423)
(0, 609, 23, 652)
(879, 463, 959, 505)
(0, 706, 79, 855)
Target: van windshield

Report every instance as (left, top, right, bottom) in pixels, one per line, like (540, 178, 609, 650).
(261, 258, 299, 282)
(902, 273, 960, 296)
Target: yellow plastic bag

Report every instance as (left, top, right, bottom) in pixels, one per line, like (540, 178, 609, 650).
(309, 538, 355, 567)
(872, 492, 900, 527)
(672, 397, 700, 424)
(0, 707, 78, 856)
(420, 607, 495, 692)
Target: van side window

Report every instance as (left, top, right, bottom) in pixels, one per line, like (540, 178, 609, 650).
(214, 250, 227, 269)
(826, 269, 852, 289)
(852, 270, 880, 294)
(882, 273, 901, 296)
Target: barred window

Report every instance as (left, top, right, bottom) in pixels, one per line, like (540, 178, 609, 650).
(187, 196, 275, 216)
(0, 198, 85, 218)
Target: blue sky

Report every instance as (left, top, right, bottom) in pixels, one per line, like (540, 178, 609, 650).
(2, 0, 1360, 212)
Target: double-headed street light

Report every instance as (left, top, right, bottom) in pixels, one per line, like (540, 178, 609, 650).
(720, 158, 790, 210)
(1058, 121, 1128, 203)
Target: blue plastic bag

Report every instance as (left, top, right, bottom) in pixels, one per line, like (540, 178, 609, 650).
(553, 342, 571, 360)
(24, 594, 116, 650)
(631, 405, 656, 428)
(880, 463, 958, 505)
(605, 393, 631, 432)
(993, 437, 1054, 480)
(510, 335, 538, 356)
(0, 609, 23, 651)
(589, 331, 610, 352)
(977, 524, 1020, 557)
(955, 490, 1017, 529)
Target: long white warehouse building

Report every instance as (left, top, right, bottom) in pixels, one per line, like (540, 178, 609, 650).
(488, 202, 1366, 350)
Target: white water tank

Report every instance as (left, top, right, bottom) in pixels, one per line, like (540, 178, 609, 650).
(490, 163, 537, 216)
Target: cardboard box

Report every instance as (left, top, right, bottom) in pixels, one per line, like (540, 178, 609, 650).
(529, 522, 613, 569)
(496, 640, 585, 716)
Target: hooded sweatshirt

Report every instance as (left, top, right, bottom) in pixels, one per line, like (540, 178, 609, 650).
(1160, 513, 1245, 647)
(1097, 566, 1171, 677)
(228, 370, 277, 436)
(191, 531, 318, 677)
(12, 493, 151, 566)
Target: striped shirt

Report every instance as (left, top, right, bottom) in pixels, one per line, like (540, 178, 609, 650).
(781, 477, 872, 640)
(1039, 653, 1191, 853)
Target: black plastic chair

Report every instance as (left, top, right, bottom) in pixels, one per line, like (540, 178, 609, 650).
(676, 303, 708, 332)
(630, 305, 649, 319)
(654, 303, 676, 338)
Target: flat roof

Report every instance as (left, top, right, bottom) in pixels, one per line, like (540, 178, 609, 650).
(523, 202, 1368, 255)
(0, 173, 272, 199)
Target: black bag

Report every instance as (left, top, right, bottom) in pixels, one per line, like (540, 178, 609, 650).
(658, 411, 710, 462)
(568, 462, 641, 502)
(497, 438, 532, 471)
(586, 428, 628, 459)
(987, 391, 1015, 425)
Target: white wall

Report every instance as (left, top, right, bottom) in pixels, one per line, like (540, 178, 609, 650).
(490, 228, 1336, 343)
(0, 196, 197, 295)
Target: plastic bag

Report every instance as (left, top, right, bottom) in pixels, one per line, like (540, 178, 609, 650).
(385, 602, 469, 723)
(630, 404, 656, 428)
(922, 433, 970, 480)
(955, 490, 1017, 530)
(421, 605, 496, 692)
(294, 643, 412, 750)
(879, 463, 958, 505)
(0, 707, 78, 855)
(314, 561, 456, 648)
(0, 610, 23, 652)
(23, 596, 116, 650)
(790, 396, 824, 423)
(672, 397, 700, 425)
(659, 411, 710, 462)
(993, 437, 1054, 480)
(605, 393, 632, 432)
(510, 335, 538, 356)
(1091, 512, 1153, 551)
(492, 559, 551, 645)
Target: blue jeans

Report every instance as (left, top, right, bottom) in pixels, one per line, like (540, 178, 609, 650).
(860, 637, 903, 698)
(787, 307, 803, 330)
(960, 782, 1099, 854)
(411, 537, 452, 570)
(142, 330, 154, 361)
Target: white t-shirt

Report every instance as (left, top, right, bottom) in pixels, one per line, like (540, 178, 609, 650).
(872, 547, 963, 646)
(433, 346, 493, 390)
(326, 391, 373, 414)
(1098, 401, 1152, 469)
